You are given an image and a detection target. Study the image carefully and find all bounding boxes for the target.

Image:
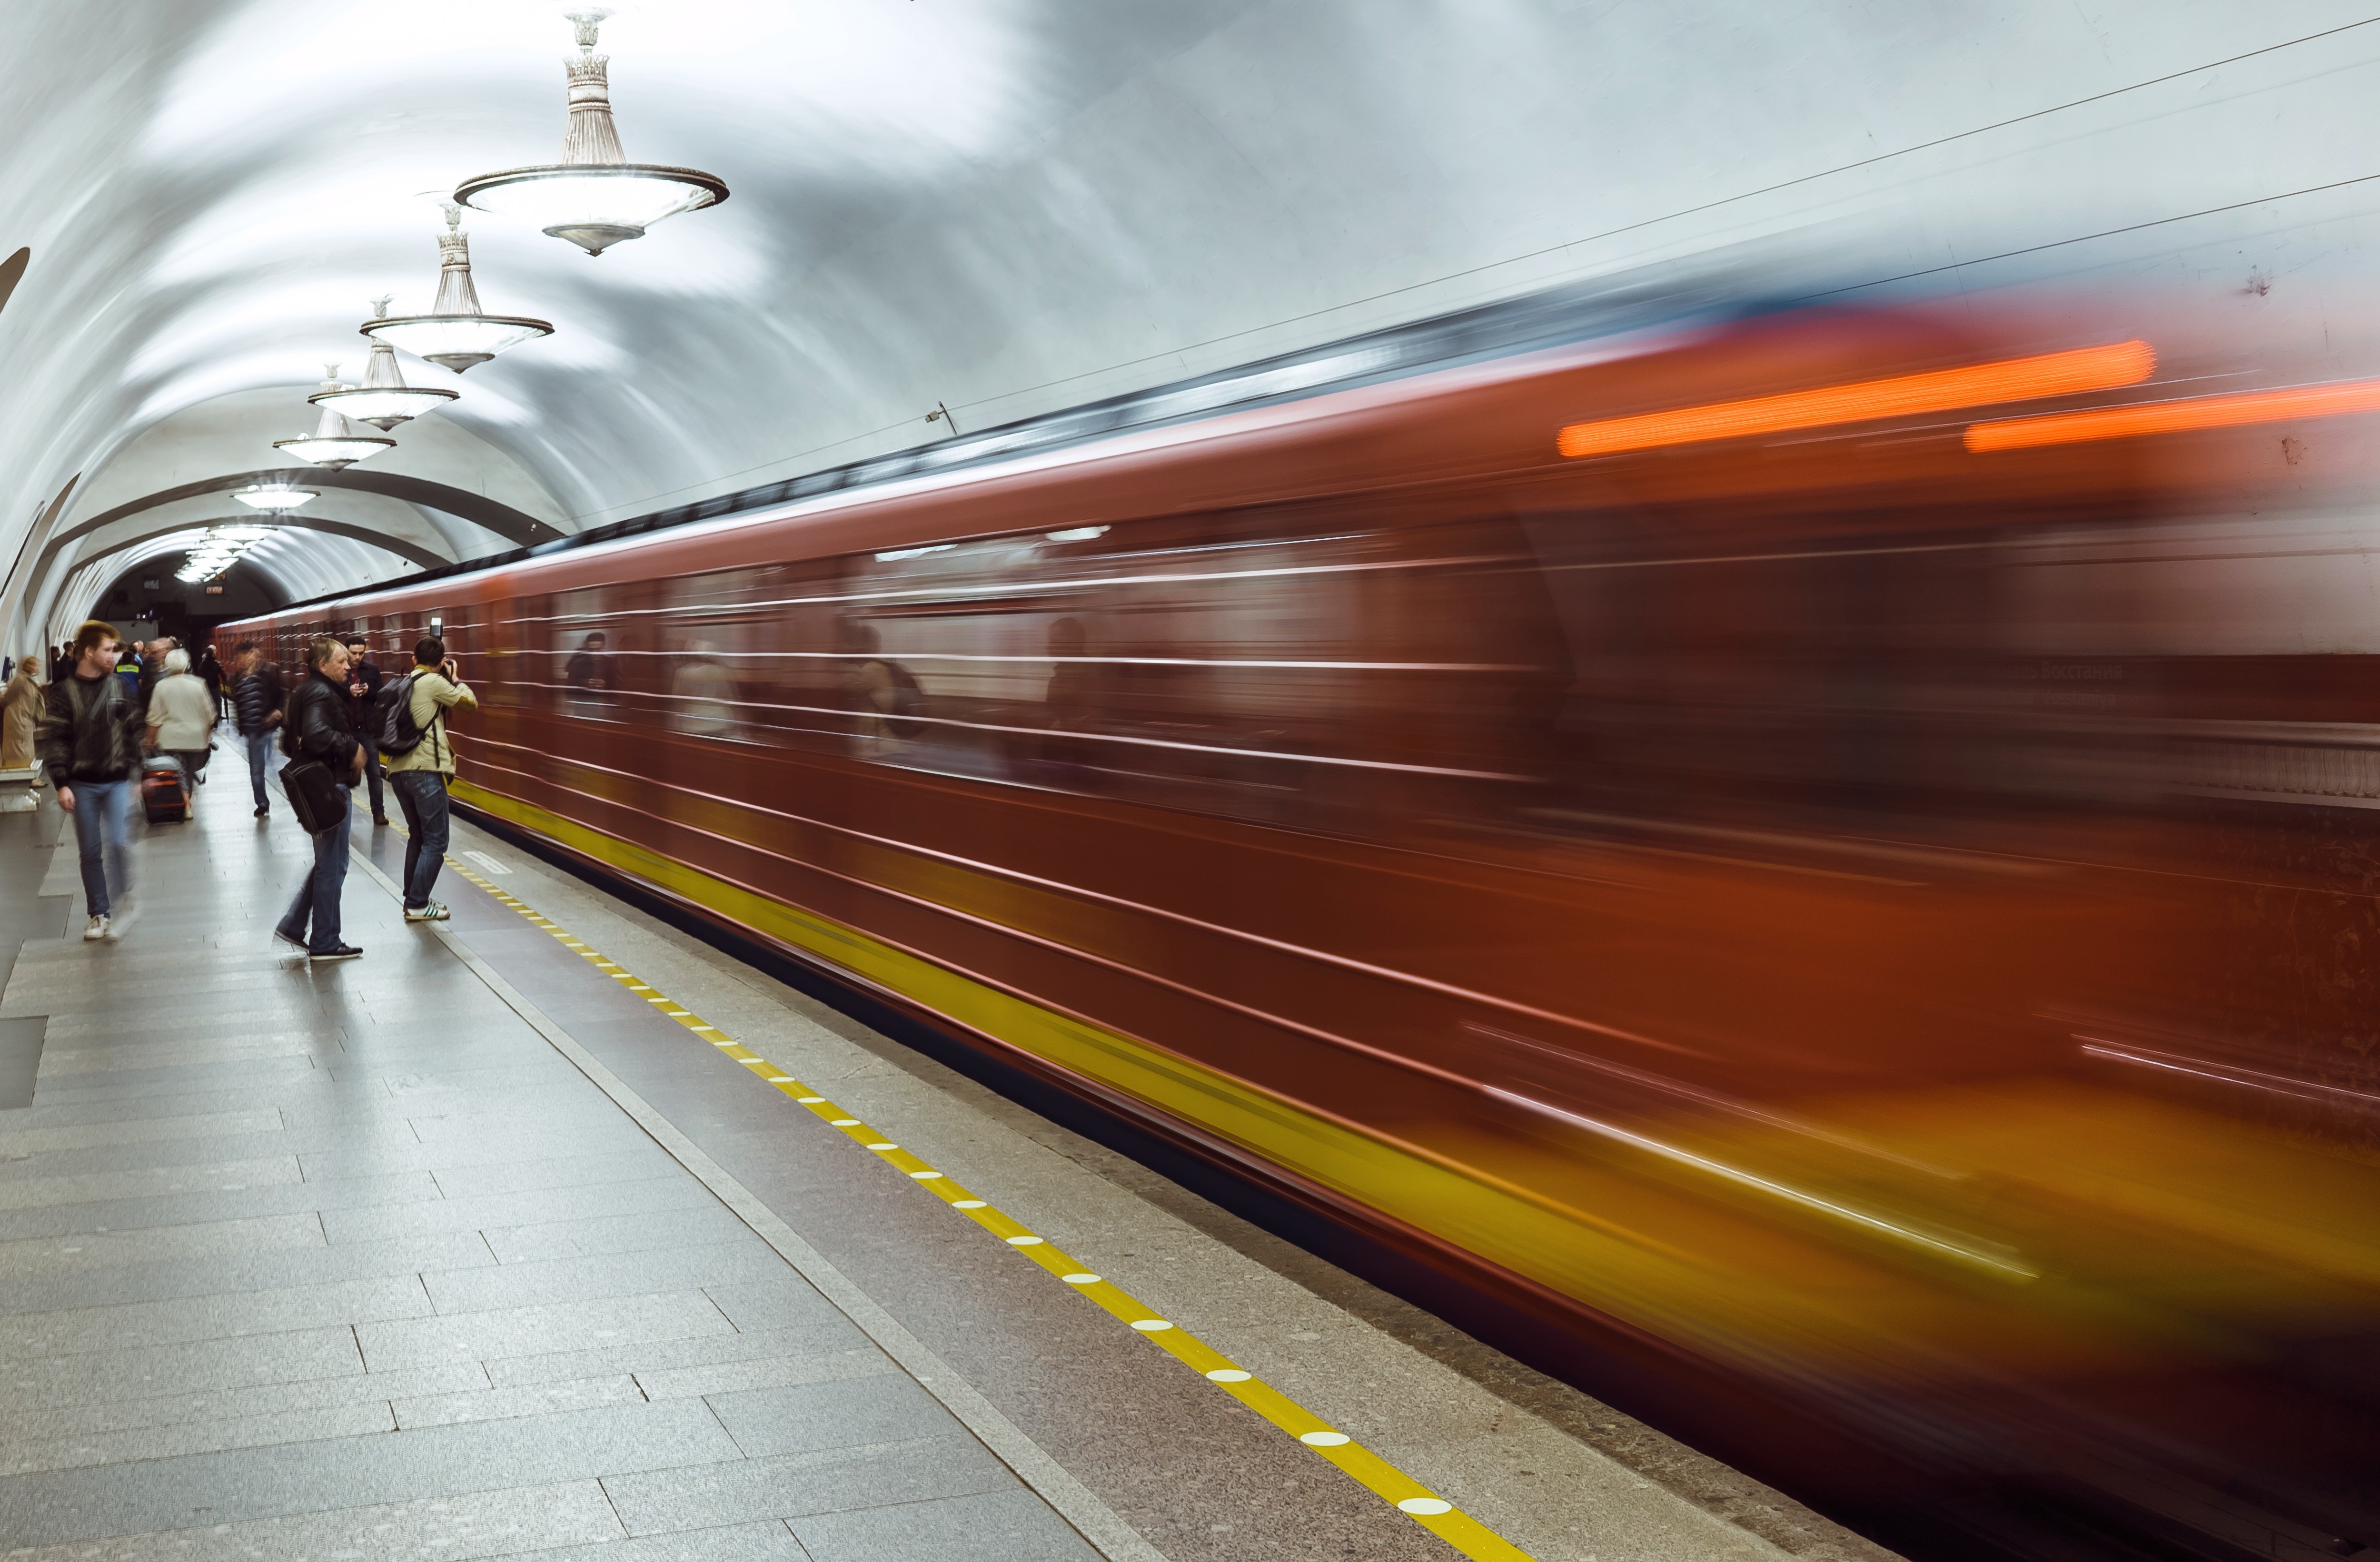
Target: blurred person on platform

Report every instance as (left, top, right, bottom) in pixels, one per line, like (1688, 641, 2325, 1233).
(2, 657, 43, 771)
(230, 641, 285, 818)
(38, 621, 147, 941)
(342, 634, 387, 827)
(273, 636, 364, 962)
(114, 643, 142, 699)
(196, 642, 227, 719)
(49, 644, 71, 685)
(383, 636, 476, 922)
(147, 648, 215, 788)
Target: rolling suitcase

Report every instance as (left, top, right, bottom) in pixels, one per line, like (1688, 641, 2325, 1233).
(141, 756, 189, 823)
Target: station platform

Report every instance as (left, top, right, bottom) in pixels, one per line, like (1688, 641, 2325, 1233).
(0, 783, 1894, 1562)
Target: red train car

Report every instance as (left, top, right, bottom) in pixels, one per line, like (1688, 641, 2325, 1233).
(231, 299, 2380, 1559)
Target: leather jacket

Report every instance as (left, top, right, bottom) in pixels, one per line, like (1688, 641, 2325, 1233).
(283, 671, 360, 771)
(38, 672, 146, 786)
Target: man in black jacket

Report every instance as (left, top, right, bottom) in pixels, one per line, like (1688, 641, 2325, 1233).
(272, 636, 367, 962)
(230, 642, 285, 818)
(37, 620, 148, 941)
(342, 634, 387, 827)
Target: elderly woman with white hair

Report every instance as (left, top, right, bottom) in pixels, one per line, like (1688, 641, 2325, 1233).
(146, 647, 217, 794)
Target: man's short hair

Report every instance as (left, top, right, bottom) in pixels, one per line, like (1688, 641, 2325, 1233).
(344, 634, 367, 649)
(307, 635, 345, 670)
(72, 621, 118, 655)
(415, 636, 446, 666)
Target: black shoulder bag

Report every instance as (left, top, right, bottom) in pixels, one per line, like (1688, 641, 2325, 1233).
(279, 685, 349, 833)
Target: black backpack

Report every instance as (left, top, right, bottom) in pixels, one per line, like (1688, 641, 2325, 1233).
(375, 673, 435, 756)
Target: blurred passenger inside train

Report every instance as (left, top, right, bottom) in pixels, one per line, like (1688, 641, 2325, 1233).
(562, 632, 616, 712)
(145, 648, 215, 790)
(669, 641, 737, 740)
(1041, 617, 1101, 770)
(838, 621, 918, 752)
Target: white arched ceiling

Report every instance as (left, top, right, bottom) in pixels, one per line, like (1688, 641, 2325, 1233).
(6, 0, 2380, 650)
(47, 525, 416, 647)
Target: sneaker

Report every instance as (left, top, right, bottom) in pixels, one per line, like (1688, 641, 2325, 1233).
(272, 927, 307, 951)
(82, 915, 109, 941)
(308, 944, 363, 963)
(403, 901, 450, 923)
(104, 905, 135, 939)
(254, 806, 268, 819)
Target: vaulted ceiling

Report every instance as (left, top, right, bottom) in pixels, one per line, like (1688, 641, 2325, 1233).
(4, 0, 2376, 651)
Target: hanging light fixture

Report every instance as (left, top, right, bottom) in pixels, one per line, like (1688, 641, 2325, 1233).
(359, 205, 555, 373)
(311, 303, 460, 428)
(176, 523, 276, 583)
(233, 484, 318, 511)
(453, 9, 728, 257)
(273, 364, 398, 468)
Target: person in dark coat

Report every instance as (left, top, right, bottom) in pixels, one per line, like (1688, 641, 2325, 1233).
(229, 642, 285, 818)
(273, 636, 366, 961)
(341, 635, 387, 826)
(37, 620, 148, 940)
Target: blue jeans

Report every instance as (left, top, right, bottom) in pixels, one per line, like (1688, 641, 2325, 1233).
(390, 770, 450, 910)
(244, 730, 276, 810)
(68, 779, 132, 917)
(357, 735, 384, 821)
(277, 784, 352, 954)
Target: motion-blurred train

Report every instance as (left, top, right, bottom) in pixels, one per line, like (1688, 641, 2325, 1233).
(230, 286, 2380, 1561)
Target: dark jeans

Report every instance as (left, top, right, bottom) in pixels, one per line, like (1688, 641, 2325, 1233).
(357, 735, 384, 820)
(243, 730, 275, 809)
(68, 779, 132, 917)
(276, 783, 352, 954)
(390, 770, 450, 910)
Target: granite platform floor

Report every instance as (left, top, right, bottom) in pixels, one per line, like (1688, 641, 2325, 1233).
(0, 768, 1897, 1562)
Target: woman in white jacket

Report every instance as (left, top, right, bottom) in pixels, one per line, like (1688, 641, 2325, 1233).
(146, 649, 217, 794)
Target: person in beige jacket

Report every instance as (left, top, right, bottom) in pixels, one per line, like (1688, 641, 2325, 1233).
(1, 660, 42, 772)
(382, 635, 476, 922)
(145, 649, 217, 791)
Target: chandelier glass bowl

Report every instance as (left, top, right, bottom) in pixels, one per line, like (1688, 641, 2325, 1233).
(311, 309, 459, 428)
(176, 524, 274, 583)
(453, 10, 727, 257)
(234, 484, 317, 512)
(360, 206, 554, 374)
(274, 365, 397, 468)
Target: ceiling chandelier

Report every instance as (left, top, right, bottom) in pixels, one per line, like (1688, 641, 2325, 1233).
(453, 9, 728, 257)
(272, 364, 397, 468)
(233, 484, 318, 512)
(359, 205, 554, 373)
(176, 524, 274, 583)
(311, 306, 460, 428)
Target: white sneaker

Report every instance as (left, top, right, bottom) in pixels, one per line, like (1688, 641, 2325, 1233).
(82, 915, 108, 941)
(403, 901, 450, 922)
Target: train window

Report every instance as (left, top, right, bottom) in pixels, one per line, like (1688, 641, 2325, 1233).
(551, 586, 625, 722)
(822, 512, 1558, 831)
(655, 569, 782, 743)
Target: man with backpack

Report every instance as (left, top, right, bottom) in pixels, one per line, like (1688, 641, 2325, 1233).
(380, 636, 476, 922)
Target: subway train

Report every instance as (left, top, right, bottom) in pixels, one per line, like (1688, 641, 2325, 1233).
(228, 290, 2380, 1561)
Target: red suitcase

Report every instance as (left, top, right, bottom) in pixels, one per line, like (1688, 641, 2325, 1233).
(141, 757, 189, 823)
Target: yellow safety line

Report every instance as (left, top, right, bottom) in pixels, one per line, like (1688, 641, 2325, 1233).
(428, 849, 1536, 1561)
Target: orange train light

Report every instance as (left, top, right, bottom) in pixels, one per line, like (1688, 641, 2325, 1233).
(1964, 376, 2380, 451)
(1555, 339, 2156, 459)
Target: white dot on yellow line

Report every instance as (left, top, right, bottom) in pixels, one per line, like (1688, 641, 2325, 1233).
(1301, 1432, 1350, 1447)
